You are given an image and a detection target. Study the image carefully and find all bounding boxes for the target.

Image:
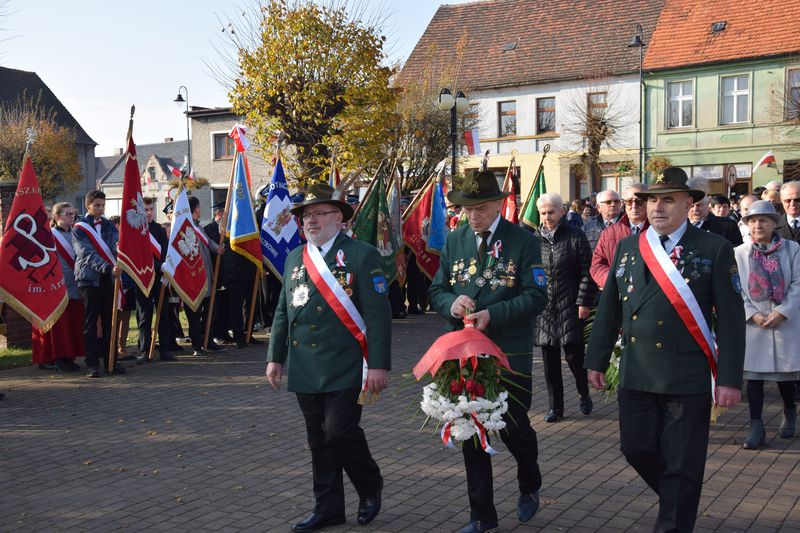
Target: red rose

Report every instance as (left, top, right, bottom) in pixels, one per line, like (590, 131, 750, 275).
(475, 383, 485, 397)
(465, 380, 477, 394)
(450, 380, 464, 395)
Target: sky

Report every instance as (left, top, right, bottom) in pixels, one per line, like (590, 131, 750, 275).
(1, 0, 475, 157)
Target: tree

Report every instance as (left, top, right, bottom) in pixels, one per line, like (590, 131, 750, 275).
(217, 0, 397, 187)
(0, 92, 82, 199)
(389, 32, 480, 195)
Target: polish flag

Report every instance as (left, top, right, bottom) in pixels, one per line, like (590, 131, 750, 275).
(166, 163, 182, 178)
(754, 150, 776, 172)
(463, 128, 481, 156)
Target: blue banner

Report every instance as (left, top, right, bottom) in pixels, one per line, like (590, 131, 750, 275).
(427, 179, 448, 252)
(260, 157, 301, 279)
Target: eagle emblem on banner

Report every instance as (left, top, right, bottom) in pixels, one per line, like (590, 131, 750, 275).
(125, 192, 148, 236)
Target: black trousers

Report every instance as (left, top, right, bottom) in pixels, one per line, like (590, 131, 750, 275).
(541, 343, 589, 412)
(296, 388, 382, 516)
(618, 388, 711, 533)
(463, 372, 541, 523)
(135, 282, 171, 356)
(80, 277, 114, 370)
(185, 297, 210, 350)
(210, 288, 231, 340)
(227, 280, 252, 342)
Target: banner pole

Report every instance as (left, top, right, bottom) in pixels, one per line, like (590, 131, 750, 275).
(147, 284, 166, 361)
(108, 277, 121, 372)
(519, 144, 550, 216)
(245, 271, 261, 344)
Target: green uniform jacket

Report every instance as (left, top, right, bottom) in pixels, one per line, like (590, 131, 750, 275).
(266, 232, 392, 393)
(429, 218, 548, 374)
(585, 224, 745, 394)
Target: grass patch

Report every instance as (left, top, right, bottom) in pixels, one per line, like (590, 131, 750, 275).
(0, 347, 33, 370)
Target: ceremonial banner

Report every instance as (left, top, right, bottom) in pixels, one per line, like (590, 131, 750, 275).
(387, 168, 406, 286)
(0, 156, 68, 331)
(520, 167, 546, 229)
(117, 134, 155, 296)
(352, 174, 398, 283)
(260, 157, 301, 279)
(226, 151, 263, 272)
(403, 174, 441, 280)
(162, 189, 208, 311)
(166, 163, 183, 178)
(501, 164, 519, 224)
(753, 150, 776, 172)
(464, 128, 481, 156)
(428, 177, 448, 253)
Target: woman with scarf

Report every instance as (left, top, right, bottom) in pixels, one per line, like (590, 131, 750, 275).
(532, 193, 597, 422)
(735, 200, 800, 449)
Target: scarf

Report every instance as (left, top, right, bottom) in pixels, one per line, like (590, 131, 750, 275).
(748, 236, 785, 304)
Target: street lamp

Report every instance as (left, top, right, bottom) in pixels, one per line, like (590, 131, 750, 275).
(627, 24, 646, 179)
(173, 86, 191, 172)
(437, 88, 470, 179)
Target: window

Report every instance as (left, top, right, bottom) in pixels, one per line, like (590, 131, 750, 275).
(587, 92, 607, 117)
(720, 75, 749, 124)
(536, 97, 555, 133)
(213, 133, 236, 160)
(667, 81, 693, 128)
(498, 101, 516, 137)
(788, 69, 800, 121)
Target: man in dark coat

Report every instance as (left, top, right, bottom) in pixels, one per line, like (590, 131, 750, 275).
(777, 181, 800, 243)
(134, 196, 173, 362)
(582, 189, 622, 250)
(204, 203, 233, 343)
(686, 181, 743, 247)
(429, 171, 547, 533)
(266, 184, 391, 532)
(586, 167, 745, 532)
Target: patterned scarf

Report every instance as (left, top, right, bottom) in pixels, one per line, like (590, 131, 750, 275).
(748, 236, 785, 304)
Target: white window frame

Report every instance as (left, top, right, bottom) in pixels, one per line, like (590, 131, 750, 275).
(210, 130, 236, 160)
(666, 80, 693, 128)
(720, 74, 750, 125)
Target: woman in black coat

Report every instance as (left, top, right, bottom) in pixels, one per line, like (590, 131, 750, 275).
(533, 193, 597, 422)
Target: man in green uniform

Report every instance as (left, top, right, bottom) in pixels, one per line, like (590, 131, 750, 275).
(429, 171, 548, 533)
(586, 167, 745, 532)
(266, 184, 391, 532)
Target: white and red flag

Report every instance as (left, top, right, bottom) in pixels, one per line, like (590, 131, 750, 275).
(0, 156, 68, 331)
(166, 163, 183, 178)
(161, 189, 208, 311)
(463, 128, 481, 156)
(500, 164, 519, 224)
(753, 150, 776, 172)
(117, 133, 155, 296)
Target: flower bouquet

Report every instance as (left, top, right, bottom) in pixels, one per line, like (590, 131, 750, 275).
(413, 322, 511, 454)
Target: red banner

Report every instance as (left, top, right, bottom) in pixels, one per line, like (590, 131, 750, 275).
(402, 177, 441, 280)
(0, 156, 68, 332)
(501, 166, 518, 224)
(162, 190, 208, 311)
(117, 134, 155, 296)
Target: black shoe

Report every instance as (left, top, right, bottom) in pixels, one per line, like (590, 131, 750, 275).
(192, 349, 204, 357)
(236, 341, 247, 349)
(206, 342, 225, 353)
(357, 478, 383, 525)
(213, 336, 235, 345)
(249, 337, 264, 345)
(159, 353, 177, 362)
(38, 363, 55, 370)
(291, 513, 346, 532)
(117, 354, 136, 362)
(169, 343, 182, 351)
(517, 491, 540, 522)
(392, 311, 406, 319)
(407, 308, 425, 315)
(55, 359, 80, 373)
(580, 395, 593, 415)
(454, 520, 499, 533)
(544, 409, 563, 423)
(107, 363, 126, 375)
(136, 354, 149, 364)
(86, 367, 101, 378)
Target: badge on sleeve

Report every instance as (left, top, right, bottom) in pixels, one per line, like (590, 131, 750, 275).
(731, 272, 742, 293)
(532, 267, 547, 287)
(372, 274, 388, 294)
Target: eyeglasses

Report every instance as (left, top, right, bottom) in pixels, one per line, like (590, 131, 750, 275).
(302, 210, 339, 220)
(598, 199, 621, 205)
(623, 198, 644, 206)
(59, 211, 75, 217)
(782, 198, 800, 204)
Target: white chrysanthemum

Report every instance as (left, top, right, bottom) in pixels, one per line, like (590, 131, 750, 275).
(292, 285, 310, 307)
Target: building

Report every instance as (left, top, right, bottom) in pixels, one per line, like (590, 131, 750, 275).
(643, 0, 800, 195)
(0, 66, 97, 204)
(397, 0, 666, 201)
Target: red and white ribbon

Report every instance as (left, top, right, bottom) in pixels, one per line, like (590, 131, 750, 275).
(336, 249, 346, 267)
(640, 228, 717, 398)
(149, 232, 162, 261)
(488, 240, 502, 259)
(471, 413, 498, 455)
(304, 243, 368, 388)
(51, 228, 75, 268)
(73, 220, 116, 267)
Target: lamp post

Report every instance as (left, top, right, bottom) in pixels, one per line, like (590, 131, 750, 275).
(437, 88, 470, 179)
(627, 24, 646, 179)
(173, 86, 191, 172)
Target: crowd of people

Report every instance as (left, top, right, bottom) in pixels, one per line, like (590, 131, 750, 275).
(5, 171, 800, 533)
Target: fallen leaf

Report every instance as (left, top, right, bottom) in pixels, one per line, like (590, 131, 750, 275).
(146, 430, 157, 436)
(117, 418, 124, 423)
(83, 460, 92, 466)
(175, 497, 183, 503)
(152, 469, 159, 474)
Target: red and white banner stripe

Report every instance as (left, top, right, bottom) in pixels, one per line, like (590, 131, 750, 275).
(463, 128, 481, 156)
(753, 150, 776, 172)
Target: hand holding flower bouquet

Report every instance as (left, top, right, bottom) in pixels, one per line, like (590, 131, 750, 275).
(413, 321, 511, 454)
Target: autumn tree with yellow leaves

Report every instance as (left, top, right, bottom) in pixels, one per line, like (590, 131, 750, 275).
(219, 0, 397, 187)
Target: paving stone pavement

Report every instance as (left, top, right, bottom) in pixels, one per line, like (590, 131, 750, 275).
(1, 312, 799, 532)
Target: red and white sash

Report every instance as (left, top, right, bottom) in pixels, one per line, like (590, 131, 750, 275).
(51, 228, 75, 269)
(73, 220, 116, 267)
(639, 228, 718, 398)
(303, 243, 369, 388)
(149, 232, 162, 261)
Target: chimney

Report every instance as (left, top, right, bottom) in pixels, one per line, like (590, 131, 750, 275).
(114, 148, 123, 156)
(164, 137, 174, 143)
